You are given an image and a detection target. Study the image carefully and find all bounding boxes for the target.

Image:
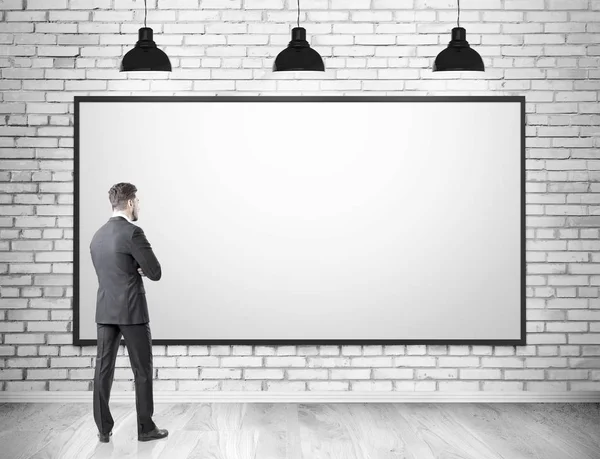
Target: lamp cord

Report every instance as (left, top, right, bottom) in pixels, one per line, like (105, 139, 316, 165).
(144, 0, 147, 28)
(457, 0, 460, 28)
(297, 0, 300, 27)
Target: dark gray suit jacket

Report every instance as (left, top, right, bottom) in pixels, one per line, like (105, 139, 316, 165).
(90, 216, 161, 324)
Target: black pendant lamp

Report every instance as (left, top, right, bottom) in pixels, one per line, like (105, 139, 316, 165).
(433, 0, 484, 72)
(120, 0, 171, 72)
(273, 0, 324, 72)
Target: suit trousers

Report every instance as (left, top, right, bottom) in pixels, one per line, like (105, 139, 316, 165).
(93, 322, 157, 435)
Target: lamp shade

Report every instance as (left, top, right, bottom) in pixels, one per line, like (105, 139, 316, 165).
(433, 27, 484, 72)
(273, 27, 324, 72)
(120, 27, 172, 72)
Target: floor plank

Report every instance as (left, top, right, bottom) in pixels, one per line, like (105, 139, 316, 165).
(0, 402, 598, 459)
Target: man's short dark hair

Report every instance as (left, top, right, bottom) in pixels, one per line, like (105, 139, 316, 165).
(108, 182, 137, 210)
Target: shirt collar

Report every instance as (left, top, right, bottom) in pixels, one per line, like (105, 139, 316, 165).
(112, 211, 132, 223)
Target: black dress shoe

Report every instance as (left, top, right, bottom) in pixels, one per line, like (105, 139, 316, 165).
(138, 427, 168, 442)
(98, 431, 112, 443)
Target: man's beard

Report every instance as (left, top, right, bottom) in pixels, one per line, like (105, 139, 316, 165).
(132, 210, 138, 221)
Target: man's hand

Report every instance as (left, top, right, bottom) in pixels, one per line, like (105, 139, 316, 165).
(138, 268, 146, 277)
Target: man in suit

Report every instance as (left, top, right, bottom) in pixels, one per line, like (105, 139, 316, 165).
(90, 182, 168, 443)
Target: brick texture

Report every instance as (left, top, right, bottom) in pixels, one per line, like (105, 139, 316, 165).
(1, 0, 599, 392)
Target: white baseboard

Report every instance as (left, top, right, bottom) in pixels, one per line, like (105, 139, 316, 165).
(1, 391, 599, 403)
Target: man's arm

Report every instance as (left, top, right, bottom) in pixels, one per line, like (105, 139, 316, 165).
(130, 226, 162, 281)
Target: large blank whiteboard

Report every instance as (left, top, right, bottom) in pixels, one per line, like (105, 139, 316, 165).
(74, 96, 525, 345)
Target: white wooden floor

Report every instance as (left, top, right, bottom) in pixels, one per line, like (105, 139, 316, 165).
(0, 402, 598, 459)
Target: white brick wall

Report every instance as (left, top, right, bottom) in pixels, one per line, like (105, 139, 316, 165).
(1, 0, 599, 393)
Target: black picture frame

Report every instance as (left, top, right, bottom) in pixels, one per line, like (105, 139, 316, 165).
(73, 96, 526, 347)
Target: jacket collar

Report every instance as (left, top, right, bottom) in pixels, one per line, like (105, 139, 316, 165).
(111, 211, 132, 223)
(110, 215, 132, 223)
